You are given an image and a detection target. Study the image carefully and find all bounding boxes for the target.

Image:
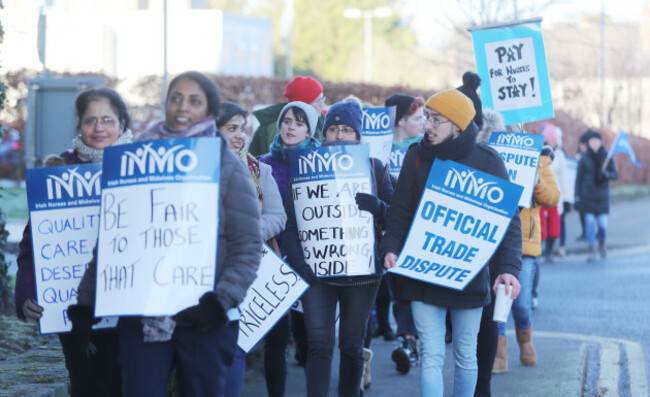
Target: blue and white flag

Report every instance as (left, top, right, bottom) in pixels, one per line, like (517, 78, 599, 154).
(388, 160, 523, 290)
(470, 18, 553, 125)
(361, 106, 396, 165)
(289, 144, 375, 277)
(610, 130, 642, 168)
(95, 137, 221, 317)
(488, 131, 545, 207)
(26, 163, 116, 334)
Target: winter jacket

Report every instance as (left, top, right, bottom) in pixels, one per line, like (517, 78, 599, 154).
(258, 161, 287, 241)
(283, 153, 394, 286)
(249, 103, 325, 157)
(379, 123, 522, 309)
(575, 147, 618, 215)
(521, 155, 560, 256)
(77, 129, 262, 313)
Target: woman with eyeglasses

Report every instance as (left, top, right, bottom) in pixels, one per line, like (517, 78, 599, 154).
(15, 87, 133, 396)
(217, 101, 287, 397)
(257, 101, 321, 397)
(71, 71, 262, 397)
(283, 101, 394, 397)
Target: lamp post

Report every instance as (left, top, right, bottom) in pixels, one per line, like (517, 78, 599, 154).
(343, 7, 393, 83)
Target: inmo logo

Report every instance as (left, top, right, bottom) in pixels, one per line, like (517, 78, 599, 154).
(119, 143, 198, 177)
(363, 110, 391, 130)
(496, 133, 535, 147)
(298, 151, 353, 174)
(443, 168, 504, 203)
(390, 150, 405, 167)
(46, 168, 102, 200)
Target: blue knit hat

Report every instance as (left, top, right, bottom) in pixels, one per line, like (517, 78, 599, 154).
(323, 101, 364, 140)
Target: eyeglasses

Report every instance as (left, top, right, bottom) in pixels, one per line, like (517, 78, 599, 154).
(82, 117, 118, 128)
(425, 113, 451, 127)
(326, 126, 356, 135)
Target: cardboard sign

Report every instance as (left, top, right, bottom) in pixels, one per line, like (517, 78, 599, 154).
(237, 244, 310, 353)
(289, 144, 375, 277)
(389, 160, 522, 290)
(470, 18, 553, 125)
(95, 137, 220, 317)
(361, 106, 396, 165)
(488, 131, 544, 207)
(26, 163, 116, 334)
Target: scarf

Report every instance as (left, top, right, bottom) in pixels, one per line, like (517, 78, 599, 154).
(588, 146, 608, 185)
(239, 149, 263, 208)
(417, 124, 478, 163)
(72, 129, 134, 163)
(269, 134, 321, 164)
(137, 117, 217, 141)
(392, 135, 421, 149)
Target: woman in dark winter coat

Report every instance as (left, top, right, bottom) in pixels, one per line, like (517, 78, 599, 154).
(257, 101, 320, 397)
(283, 101, 394, 397)
(15, 87, 132, 396)
(381, 89, 522, 397)
(72, 71, 262, 397)
(574, 129, 618, 261)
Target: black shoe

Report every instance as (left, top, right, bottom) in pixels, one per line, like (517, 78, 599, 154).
(383, 328, 396, 341)
(407, 338, 419, 364)
(391, 340, 412, 374)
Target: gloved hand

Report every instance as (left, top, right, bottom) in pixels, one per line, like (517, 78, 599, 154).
(67, 304, 100, 358)
(22, 299, 44, 322)
(173, 292, 227, 331)
(355, 192, 386, 216)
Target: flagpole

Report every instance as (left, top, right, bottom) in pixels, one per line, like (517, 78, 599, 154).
(601, 130, 621, 172)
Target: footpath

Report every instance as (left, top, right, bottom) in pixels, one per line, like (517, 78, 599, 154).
(2, 196, 650, 396)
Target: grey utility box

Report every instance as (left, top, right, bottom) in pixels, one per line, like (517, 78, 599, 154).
(25, 76, 105, 169)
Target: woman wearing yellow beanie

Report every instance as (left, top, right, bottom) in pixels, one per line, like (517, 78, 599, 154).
(380, 87, 522, 397)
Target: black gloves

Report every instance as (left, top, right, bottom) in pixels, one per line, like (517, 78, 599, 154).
(173, 292, 228, 331)
(67, 304, 100, 357)
(355, 192, 386, 217)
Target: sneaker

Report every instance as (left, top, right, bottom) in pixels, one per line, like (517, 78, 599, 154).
(557, 246, 566, 257)
(532, 297, 539, 309)
(598, 240, 607, 258)
(587, 245, 598, 262)
(391, 339, 412, 374)
(407, 338, 419, 364)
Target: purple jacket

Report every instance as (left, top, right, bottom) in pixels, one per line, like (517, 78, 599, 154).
(14, 150, 85, 319)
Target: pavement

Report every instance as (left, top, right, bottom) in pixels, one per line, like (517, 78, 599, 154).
(2, 196, 650, 396)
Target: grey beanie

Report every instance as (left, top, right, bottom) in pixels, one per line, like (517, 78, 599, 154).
(276, 101, 319, 136)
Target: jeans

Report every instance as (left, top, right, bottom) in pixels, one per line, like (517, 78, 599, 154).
(301, 281, 380, 397)
(265, 314, 290, 397)
(411, 301, 483, 397)
(224, 347, 246, 397)
(474, 273, 498, 397)
(585, 213, 608, 245)
(499, 256, 536, 335)
(118, 317, 238, 397)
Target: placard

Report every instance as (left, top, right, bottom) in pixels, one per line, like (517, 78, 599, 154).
(361, 106, 396, 165)
(237, 244, 309, 353)
(289, 144, 375, 277)
(26, 163, 116, 334)
(95, 137, 220, 317)
(470, 18, 553, 125)
(487, 131, 544, 207)
(389, 145, 409, 179)
(389, 160, 522, 290)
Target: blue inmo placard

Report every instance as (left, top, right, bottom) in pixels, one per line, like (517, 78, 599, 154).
(289, 144, 371, 184)
(102, 137, 221, 188)
(26, 163, 102, 212)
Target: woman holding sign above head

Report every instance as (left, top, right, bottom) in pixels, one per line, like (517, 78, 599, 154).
(283, 101, 394, 397)
(217, 101, 287, 397)
(258, 101, 321, 397)
(380, 87, 523, 397)
(73, 71, 263, 397)
(15, 87, 132, 396)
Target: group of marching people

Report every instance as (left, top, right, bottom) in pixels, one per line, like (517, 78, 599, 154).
(14, 69, 617, 397)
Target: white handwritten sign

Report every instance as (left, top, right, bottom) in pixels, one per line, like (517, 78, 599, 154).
(289, 145, 375, 277)
(389, 160, 522, 290)
(26, 164, 116, 334)
(237, 244, 309, 353)
(488, 131, 544, 207)
(95, 138, 221, 317)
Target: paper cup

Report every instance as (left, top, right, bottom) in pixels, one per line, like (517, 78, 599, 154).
(492, 284, 514, 323)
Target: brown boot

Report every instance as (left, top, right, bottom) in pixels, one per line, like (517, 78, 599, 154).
(492, 335, 508, 373)
(516, 324, 538, 366)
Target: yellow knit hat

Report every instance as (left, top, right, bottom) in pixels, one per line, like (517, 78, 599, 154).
(425, 89, 476, 131)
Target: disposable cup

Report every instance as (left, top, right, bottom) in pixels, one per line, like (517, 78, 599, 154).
(492, 284, 514, 323)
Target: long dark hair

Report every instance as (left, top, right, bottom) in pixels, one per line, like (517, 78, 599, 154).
(166, 71, 221, 117)
(75, 88, 131, 131)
